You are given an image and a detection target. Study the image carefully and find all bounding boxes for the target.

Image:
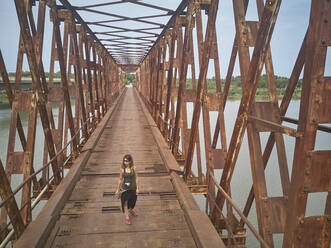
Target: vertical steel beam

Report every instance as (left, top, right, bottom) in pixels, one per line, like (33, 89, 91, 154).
(184, 0, 220, 181)
(213, 0, 281, 218)
(0, 51, 27, 154)
(283, 1, 331, 246)
(49, 1, 79, 156)
(0, 159, 25, 237)
(171, 3, 194, 155)
(14, 0, 61, 185)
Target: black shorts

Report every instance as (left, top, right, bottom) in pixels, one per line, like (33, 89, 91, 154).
(121, 190, 137, 212)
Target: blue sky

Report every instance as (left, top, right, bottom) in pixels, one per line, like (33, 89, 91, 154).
(0, 0, 329, 78)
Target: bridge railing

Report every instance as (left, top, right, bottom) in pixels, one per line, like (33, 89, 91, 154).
(0, 115, 94, 247)
(208, 171, 270, 248)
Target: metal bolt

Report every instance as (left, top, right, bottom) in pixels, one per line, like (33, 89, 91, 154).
(297, 235, 302, 240)
(324, 19, 329, 23)
(305, 170, 310, 176)
(321, 40, 327, 45)
(303, 186, 308, 193)
(299, 218, 304, 224)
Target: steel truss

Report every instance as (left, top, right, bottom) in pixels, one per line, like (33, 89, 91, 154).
(0, 0, 330, 247)
(137, 0, 331, 247)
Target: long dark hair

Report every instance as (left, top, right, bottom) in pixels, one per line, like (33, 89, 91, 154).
(121, 154, 134, 169)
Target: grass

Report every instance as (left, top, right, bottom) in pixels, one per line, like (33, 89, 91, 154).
(1, 75, 302, 104)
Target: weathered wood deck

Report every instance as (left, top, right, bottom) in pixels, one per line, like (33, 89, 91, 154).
(15, 88, 224, 248)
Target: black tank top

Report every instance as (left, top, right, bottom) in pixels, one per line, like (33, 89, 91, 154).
(121, 167, 136, 191)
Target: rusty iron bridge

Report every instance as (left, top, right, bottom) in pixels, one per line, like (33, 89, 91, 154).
(0, 0, 330, 247)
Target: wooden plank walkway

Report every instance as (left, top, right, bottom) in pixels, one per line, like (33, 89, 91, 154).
(15, 88, 225, 248)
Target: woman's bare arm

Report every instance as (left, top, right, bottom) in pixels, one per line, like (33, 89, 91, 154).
(134, 166, 139, 194)
(116, 168, 123, 194)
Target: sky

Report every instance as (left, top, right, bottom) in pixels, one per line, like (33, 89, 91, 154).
(0, 0, 329, 78)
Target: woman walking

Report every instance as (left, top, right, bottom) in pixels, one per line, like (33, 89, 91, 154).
(115, 154, 139, 225)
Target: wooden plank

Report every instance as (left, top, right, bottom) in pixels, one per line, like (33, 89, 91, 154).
(50, 229, 196, 248)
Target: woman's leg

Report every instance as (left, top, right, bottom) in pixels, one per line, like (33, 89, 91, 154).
(124, 200, 129, 220)
(128, 192, 137, 216)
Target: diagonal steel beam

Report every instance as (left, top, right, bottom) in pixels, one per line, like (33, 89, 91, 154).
(141, 0, 188, 63)
(77, 8, 165, 27)
(212, 0, 282, 219)
(58, 0, 115, 62)
(90, 23, 160, 36)
(86, 13, 171, 25)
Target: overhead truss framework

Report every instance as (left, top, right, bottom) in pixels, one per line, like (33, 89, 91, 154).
(57, 0, 187, 70)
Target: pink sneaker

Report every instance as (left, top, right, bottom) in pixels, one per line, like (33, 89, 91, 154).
(129, 209, 137, 217)
(125, 218, 131, 225)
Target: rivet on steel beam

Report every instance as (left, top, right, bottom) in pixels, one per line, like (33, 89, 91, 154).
(299, 218, 304, 224)
(321, 40, 327, 46)
(324, 19, 329, 24)
(306, 152, 312, 158)
(312, 118, 318, 124)
(305, 170, 310, 176)
(297, 235, 302, 240)
(303, 186, 308, 193)
(317, 78, 323, 83)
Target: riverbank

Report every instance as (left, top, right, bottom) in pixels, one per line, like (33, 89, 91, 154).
(0, 74, 302, 103)
(0, 87, 302, 104)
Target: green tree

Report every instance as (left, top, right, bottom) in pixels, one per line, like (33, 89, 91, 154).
(124, 72, 135, 86)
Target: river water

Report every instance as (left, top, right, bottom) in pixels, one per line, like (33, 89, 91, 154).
(0, 99, 329, 247)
